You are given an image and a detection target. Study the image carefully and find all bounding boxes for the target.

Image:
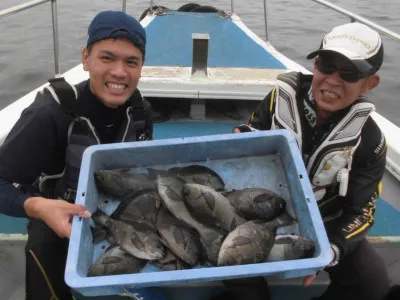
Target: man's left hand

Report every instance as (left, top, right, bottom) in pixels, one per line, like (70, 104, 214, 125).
(303, 274, 317, 286)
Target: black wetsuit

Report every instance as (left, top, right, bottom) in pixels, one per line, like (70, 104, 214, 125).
(0, 80, 153, 299)
(236, 73, 389, 300)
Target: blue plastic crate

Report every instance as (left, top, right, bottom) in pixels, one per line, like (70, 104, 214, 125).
(65, 130, 332, 297)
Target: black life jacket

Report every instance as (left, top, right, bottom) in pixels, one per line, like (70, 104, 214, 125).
(34, 77, 150, 201)
(271, 72, 375, 200)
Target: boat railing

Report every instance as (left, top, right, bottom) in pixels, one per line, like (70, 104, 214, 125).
(0, 0, 129, 78)
(0, 0, 60, 76)
(313, 0, 400, 41)
(3, 0, 399, 80)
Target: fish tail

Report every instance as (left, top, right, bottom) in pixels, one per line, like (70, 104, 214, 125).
(267, 212, 295, 231)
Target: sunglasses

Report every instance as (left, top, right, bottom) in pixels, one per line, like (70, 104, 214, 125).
(316, 57, 368, 83)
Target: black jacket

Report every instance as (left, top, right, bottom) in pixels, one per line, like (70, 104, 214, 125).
(0, 80, 153, 217)
(238, 73, 387, 260)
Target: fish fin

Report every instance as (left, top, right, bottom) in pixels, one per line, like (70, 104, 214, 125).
(92, 208, 108, 217)
(274, 235, 295, 244)
(129, 231, 146, 250)
(184, 165, 226, 189)
(159, 237, 169, 247)
(92, 209, 112, 228)
(147, 168, 167, 180)
(253, 193, 273, 203)
(267, 212, 296, 231)
(167, 166, 181, 174)
(155, 195, 162, 209)
(102, 256, 123, 264)
(175, 175, 188, 184)
(233, 235, 253, 246)
(105, 244, 119, 251)
(91, 226, 107, 243)
(116, 168, 131, 173)
(113, 188, 157, 218)
(110, 206, 123, 220)
(219, 188, 236, 195)
(275, 212, 296, 226)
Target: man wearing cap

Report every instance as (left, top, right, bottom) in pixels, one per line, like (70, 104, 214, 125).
(0, 11, 152, 299)
(234, 23, 389, 299)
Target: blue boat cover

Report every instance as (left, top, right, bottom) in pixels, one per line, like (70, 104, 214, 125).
(145, 11, 287, 69)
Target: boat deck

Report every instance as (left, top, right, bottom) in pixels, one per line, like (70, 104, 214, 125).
(144, 11, 285, 69)
(138, 11, 309, 100)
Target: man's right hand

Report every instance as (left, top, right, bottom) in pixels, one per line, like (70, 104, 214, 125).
(233, 128, 241, 133)
(303, 274, 317, 286)
(24, 196, 91, 238)
(232, 124, 257, 133)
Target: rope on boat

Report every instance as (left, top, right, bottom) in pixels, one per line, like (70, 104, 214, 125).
(139, 2, 221, 21)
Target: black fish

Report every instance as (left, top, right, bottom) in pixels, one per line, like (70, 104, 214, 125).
(226, 188, 287, 221)
(217, 220, 276, 266)
(218, 215, 295, 266)
(91, 209, 165, 260)
(182, 183, 245, 232)
(150, 249, 191, 271)
(148, 165, 225, 190)
(156, 205, 200, 266)
(87, 245, 146, 277)
(267, 234, 315, 262)
(94, 169, 156, 199)
(111, 189, 162, 231)
(157, 173, 225, 265)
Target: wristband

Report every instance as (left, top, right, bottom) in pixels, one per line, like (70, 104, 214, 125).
(327, 244, 341, 268)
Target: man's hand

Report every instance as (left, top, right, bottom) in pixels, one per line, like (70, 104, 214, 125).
(233, 128, 241, 133)
(303, 274, 317, 286)
(24, 196, 91, 238)
(303, 245, 336, 286)
(232, 124, 257, 133)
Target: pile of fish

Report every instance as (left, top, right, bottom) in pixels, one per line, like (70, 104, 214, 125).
(88, 165, 315, 277)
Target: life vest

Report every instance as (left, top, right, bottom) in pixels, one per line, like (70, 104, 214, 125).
(271, 72, 375, 200)
(34, 77, 150, 202)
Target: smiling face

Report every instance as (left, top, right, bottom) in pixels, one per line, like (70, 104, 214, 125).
(311, 53, 380, 122)
(82, 38, 144, 108)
